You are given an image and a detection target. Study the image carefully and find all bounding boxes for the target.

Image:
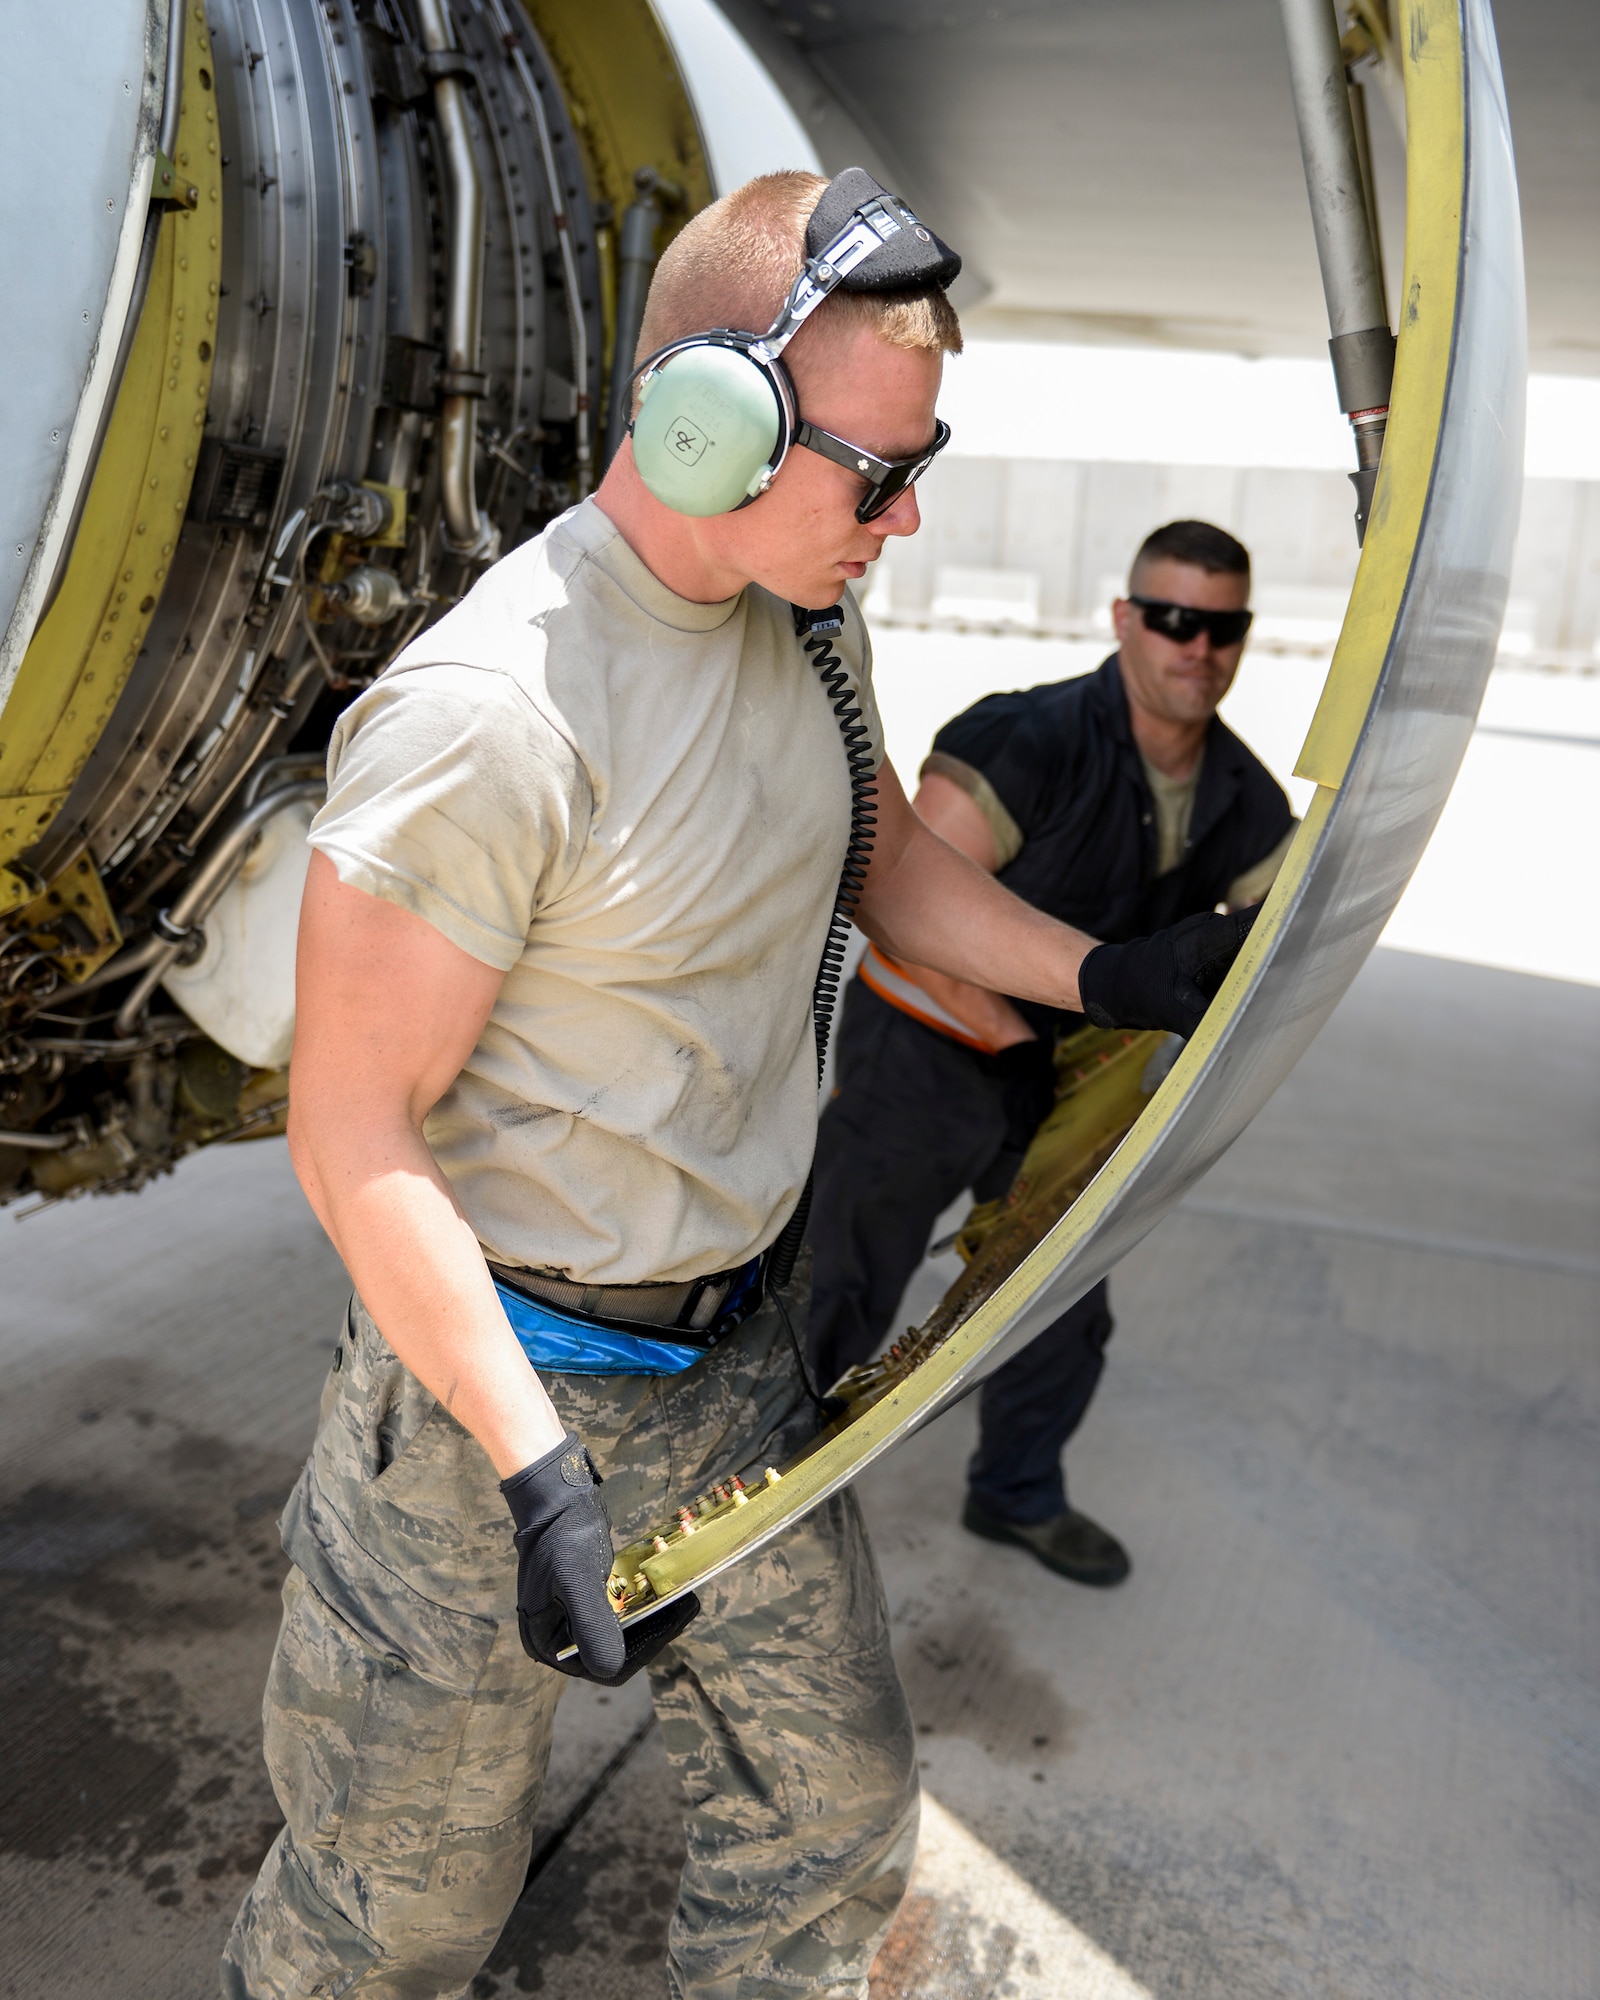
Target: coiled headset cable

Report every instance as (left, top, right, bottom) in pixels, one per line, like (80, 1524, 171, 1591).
(766, 602, 879, 1309)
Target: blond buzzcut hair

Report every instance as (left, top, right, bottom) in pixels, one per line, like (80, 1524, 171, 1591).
(635, 170, 963, 368)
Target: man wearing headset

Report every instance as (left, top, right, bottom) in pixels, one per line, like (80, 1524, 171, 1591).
(227, 173, 1256, 1999)
(807, 520, 1294, 1590)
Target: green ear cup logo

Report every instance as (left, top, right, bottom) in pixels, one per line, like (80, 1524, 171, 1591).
(633, 350, 777, 515)
(666, 415, 709, 464)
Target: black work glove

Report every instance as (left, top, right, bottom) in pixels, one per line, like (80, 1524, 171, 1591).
(986, 1036, 1057, 1155)
(1077, 907, 1258, 1038)
(501, 1431, 700, 1686)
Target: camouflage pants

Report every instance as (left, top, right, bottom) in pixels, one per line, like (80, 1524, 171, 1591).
(223, 1275, 918, 2000)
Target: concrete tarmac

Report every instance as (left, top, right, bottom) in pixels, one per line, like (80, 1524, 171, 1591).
(0, 944, 1595, 1998)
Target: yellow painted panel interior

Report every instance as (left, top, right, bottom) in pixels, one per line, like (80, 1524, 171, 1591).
(1294, 0, 1466, 787)
(521, 0, 714, 228)
(0, 3, 223, 897)
(0, 849, 124, 985)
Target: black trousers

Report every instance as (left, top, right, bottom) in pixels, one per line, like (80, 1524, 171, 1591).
(808, 978, 1114, 1526)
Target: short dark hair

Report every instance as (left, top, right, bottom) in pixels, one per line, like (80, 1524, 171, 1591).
(1131, 519, 1251, 582)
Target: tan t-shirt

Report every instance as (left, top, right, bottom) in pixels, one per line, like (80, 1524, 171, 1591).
(1136, 749, 1297, 903)
(309, 499, 883, 1284)
(1137, 750, 1201, 876)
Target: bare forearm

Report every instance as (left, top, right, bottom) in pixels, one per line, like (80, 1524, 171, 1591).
(859, 812, 1094, 1013)
(290, 1110, 564, 1477)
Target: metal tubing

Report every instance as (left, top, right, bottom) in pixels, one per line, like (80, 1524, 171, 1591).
(1279, 0, 1395, 542)
(112, 779, 325, 1035)
(415, 0, 492, 557)
(1345, 0, 1407, 138)
(603, 172, 679, 469)
(72, 932, 167, 996)
(78, 753, 324, 995)
(1347, 76, 1389, 325)
(1279, 0, 1389, 338)
(486, 0, 594, 497)
(158, 0, 185, 158)
(242, 753, 328, 812)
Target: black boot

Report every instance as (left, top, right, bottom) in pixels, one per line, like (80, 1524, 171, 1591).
(961, 1495, 1131, 1587)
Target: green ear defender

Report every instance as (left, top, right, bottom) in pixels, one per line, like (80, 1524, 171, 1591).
(631, 339, 792, 517)
(624, 171, 962, 519)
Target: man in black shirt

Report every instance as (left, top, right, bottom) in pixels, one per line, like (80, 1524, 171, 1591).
(807, 520, 1294, 1585)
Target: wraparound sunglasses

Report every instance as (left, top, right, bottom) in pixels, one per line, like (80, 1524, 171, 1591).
(795, 418, 952, 523)
(1129, 595, 1254, 649)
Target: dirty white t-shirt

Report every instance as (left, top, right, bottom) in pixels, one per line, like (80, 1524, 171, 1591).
(309, 500, 882, 1284)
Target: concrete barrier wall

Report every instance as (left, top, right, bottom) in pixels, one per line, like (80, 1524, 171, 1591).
(872, 459, 1600, 666)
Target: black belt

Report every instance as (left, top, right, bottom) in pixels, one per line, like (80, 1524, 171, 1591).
(488, 1255, 763, 1347)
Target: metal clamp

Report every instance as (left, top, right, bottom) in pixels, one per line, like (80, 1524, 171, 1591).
(418, 47, 475, 82)
(437, 367, 490, 399)
(1329, 325, 1397, 418)
(150, 908, 196, 947)
(151, 151, 199, 211)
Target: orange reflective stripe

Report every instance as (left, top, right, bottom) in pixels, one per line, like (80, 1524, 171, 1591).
(858, 945, 998, 1054)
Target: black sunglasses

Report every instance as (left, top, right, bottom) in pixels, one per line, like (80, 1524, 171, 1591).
(794, 418, 952, 523)
(1129, 595, 1253, 649)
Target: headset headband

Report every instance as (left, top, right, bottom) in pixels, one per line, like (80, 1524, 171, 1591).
(645, 168, 960, 378)
(757, 191, 953, 359)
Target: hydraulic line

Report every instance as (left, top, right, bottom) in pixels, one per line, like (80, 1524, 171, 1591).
(603, 169, 683, 471)
(485, 0, 595, 497)
(1278, 0, 1396, 542)
(112, 779, 325, 1036)
(1346, 75, 1389, 326)
(415, 0, 494, 558)
(767, 605, 879, 1293)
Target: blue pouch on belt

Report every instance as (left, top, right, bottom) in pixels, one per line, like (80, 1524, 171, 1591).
(494, 1282, 707, 1376)
(493, 1258, 763, 1377)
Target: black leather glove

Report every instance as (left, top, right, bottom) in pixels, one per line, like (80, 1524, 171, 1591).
(986, 1036, 1057, 1154)
(1077, 907, 1258, 1038)
(501, 1431, 700, 1686)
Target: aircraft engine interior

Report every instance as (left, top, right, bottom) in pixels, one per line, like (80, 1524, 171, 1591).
(0, 0, 710, 1205)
